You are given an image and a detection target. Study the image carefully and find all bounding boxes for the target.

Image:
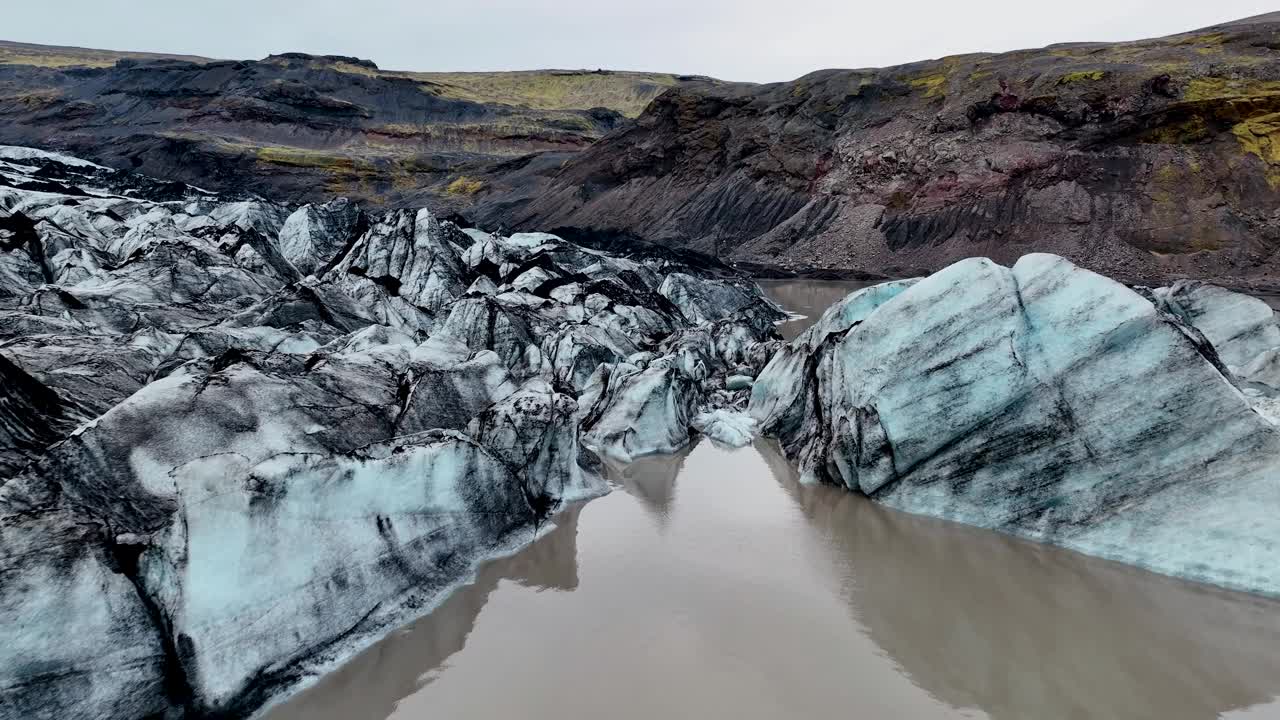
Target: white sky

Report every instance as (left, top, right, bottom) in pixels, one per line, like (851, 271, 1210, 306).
(6, 1, 1276, 83)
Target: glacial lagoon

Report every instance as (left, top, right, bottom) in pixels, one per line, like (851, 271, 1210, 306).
(263, 282, 1280, 720)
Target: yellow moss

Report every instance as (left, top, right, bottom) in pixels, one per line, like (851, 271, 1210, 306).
(909, 73, 948, 98)
(390, 162, 430, 192)
(1141, 115, 1211, 144)
(0, 52, 114, 68)
(0, 89, 62, 108)
(1172, 32, 1226, 47)
(1056, 70, 1107, 85)
(185, 57, 699, 118)
(1231, 112, 1280, 188)
(331, 61, 380, 78)
(1185, 78, 1230, 101)
(0, 45, 210, 68)
(1184, 78, 1280, 102)
(256, 147, 356, 170)
(372, 117, 595, 153)
(445, 176, 485, 195)
(407, 70, 689, 118)
(969, 70, 993, 82)
(1153, 164, 1182, 184)
(1144, 161, 1224, 251)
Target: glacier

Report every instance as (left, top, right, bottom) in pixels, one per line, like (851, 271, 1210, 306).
(0, 146, 784, 719)
(8, 143, 1280, 720)
(750, 254, 1280, 596)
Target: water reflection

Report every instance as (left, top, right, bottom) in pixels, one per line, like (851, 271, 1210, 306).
(755, 279, 878, 339)
(603, 445, 692, 530)
(264, 440, 1280, 720)
(767, 440, 1280, 720)
(263, 506, 584, 720)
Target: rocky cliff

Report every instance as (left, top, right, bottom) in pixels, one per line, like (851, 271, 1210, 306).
(0, 40, 712, 208)
(477, 14, 1280, 288)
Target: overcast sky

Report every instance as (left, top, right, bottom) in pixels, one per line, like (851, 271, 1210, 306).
(7, 1, 1276, 83)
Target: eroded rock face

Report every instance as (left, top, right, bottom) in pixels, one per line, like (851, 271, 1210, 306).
(477, 18, 1280, 289)
(0, 52, 711, 207)
(0, 147, 783, 719)
(751, 254, 1280, 596)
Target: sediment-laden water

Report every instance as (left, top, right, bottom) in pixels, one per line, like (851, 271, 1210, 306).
(261, 282, 1280, 720)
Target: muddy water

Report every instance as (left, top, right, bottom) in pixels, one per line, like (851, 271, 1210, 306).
(263, 281, 1280, 720)
(756, 279, 879, 339)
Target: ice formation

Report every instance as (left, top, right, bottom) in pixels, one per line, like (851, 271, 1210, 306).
(751, 255, 1280, 596)
(0, 147, 783, 719)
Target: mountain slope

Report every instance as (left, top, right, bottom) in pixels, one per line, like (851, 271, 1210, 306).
(0, 40, 715, 207)
(476, 16, 1280, 288)
(0, 39, 213, 67)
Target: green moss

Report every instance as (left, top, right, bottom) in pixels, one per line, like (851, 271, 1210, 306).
(0, 52, 113, 68)
(331, 61, 380, 78)
(312, 61, 706, 118)
(407, 70, 691, 118)
(1231, 112, 1280, 188)
(445, 176, 485, 195)
(909, 73, 948, 98)
(0, 44, 211, 68)
(1184, 78, 1280, 102)
(1056, 70, 1107, 85)
(1172, 32, 1226, 47)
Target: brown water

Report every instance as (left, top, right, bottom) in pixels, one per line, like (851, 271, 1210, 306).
(263, 281, 1280, 720)
(756, 279, 879, 339)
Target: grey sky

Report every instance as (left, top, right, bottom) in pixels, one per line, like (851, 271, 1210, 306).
(6, 1, 1276, 82)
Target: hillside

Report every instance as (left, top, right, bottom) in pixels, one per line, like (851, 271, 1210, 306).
(0, 40, 714, 206)
(9, 19, 1280, 288)
(475, 16, 1280, 288)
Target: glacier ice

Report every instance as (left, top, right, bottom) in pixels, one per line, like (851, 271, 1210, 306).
(1146, 280, 1280, 369)
(580, 365, 699, 462)
(0, 147, 784, 719)
(751, 254, 1280, 596)
(692, 409, 758, 448)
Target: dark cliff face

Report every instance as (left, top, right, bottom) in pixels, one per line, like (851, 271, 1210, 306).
(7, 19, 1280, 287)
(476, 17, 1280, 288)
(0, 46, 702, 208)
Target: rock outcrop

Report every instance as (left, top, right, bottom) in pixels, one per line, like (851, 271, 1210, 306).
(478, 16, 1280, 289)
(750, 254, 1280, 596)
(0, 146, 782, 719)
(0, 44, 714, 208)
(9, 20, 1280, 287)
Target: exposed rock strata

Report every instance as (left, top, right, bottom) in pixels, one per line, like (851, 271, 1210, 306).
(0, 46, 713, 207)
(477, 17, 1280, 288)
